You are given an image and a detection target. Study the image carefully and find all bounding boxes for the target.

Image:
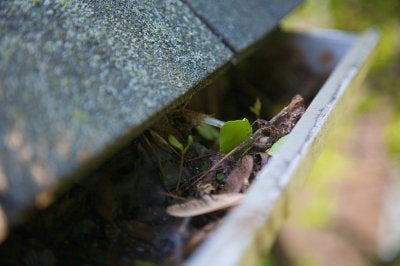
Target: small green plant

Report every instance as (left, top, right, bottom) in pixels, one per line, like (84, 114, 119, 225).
(249, 98, 262, 118)
(219, 118, 252, 154)
(196, 123, 220, 141)
(216, 172, 225, 182)
(267, 135, 288, 155)
(168, 134, 193, 190)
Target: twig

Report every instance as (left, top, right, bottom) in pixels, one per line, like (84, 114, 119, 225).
(192, 95, 306, 185)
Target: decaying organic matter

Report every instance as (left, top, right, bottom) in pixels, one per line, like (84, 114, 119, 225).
(166, 193, 245, 217)
(221, 155, 253, 193)
(0, 95, 306, 266)
(164, 95, 305, 217)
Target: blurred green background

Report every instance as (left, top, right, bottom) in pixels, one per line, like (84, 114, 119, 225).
(263, 1, 400, 266)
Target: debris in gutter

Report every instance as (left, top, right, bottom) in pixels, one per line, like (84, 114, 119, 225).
(0, 94, 306, 265)
(166, 193, 245, 217)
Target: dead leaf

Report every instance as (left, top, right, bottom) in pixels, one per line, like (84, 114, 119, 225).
(269, 94, 306, 135)
(183, 220, 221, 256)
(166, 193, 244, 217)
(257, 152, 271, 166)
(221, 155, 253, 193)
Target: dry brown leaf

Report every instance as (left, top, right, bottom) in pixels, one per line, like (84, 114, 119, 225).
(166, 193, 244, 217)
(183, 220, 221, 256)
(270, 94, 306, 135)
(257, 152, 271, 166)
(221, 155, 253, 193)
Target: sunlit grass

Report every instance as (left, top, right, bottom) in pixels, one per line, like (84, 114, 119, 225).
(386, 112, 400, 157)
(283, 0, 333, 29)
(295, 257, 319, 266)
(291, 115, 355, 228)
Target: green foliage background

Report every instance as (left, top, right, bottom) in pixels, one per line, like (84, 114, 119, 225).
(261, 0, 400, 265)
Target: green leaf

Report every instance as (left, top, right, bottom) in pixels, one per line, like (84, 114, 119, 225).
(267, 135, 288, 155)
(219, 118, 252, 154)
(168, 134, 183, 152)
(249, 98, 261, 118)
(183, 135, 193, 154)
(216, 172, 225, 181)
(196, 123, 220, 141)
